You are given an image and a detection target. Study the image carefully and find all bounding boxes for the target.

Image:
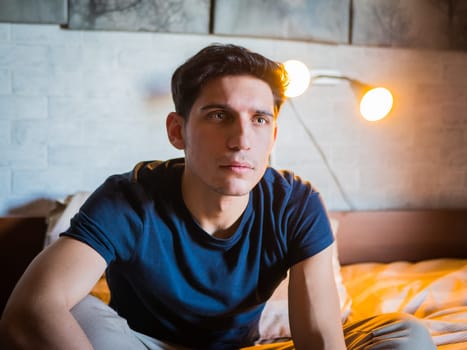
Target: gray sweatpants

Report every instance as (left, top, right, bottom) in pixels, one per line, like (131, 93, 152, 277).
(71, 295, 436, 350)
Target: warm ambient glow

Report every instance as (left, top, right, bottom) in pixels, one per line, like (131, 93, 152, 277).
(283, 59, 394, 121)
(283, 60, 311, 98)
(360, 87, 394, 122)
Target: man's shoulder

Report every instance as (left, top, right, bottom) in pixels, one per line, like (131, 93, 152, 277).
(257, 168, 323, 214)
(262, 167, 315, 193)
(76, 160, 184, 229)
(131, 158, 184, 184)
(90, 158, 182, 206)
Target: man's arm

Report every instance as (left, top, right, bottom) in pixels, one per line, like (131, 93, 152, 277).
(0, 236, 107, 350)
(288, 244, 346, 350)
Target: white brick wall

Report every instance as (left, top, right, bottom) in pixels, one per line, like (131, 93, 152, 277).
(0, 69, 10, 93)
(0, 23, 466, 215)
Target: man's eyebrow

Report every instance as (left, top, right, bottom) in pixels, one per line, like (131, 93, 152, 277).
(200, 103, 229, 111)
(200, 104, 274, 118)
(255, 109, 274, 118)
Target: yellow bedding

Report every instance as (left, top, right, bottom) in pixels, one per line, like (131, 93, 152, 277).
(342, 258, 467, 350)
(90, 259, 467, 349)
(247, 259, 467, 349)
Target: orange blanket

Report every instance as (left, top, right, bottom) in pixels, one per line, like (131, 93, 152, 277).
(91, 259, 467, 349)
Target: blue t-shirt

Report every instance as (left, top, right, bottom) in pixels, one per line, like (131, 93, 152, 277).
(63, 158, 333, 349)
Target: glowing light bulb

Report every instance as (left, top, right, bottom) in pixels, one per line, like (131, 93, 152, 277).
(360, 87, 393, 121)
(283, 60, 310, 98)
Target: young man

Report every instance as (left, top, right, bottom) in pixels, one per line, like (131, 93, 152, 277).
(1, 44, 435, 350)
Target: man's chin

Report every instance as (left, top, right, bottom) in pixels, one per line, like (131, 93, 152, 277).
(210, 174, 264, 197)
(213, 182, 254, 197)
(215, 188, 251, 197)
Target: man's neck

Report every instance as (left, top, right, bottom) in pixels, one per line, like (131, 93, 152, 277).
(181, 174, 249, 238)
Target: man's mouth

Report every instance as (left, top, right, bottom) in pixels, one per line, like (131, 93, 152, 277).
(219, 161, 254, 172)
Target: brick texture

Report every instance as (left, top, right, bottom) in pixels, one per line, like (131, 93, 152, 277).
(0, 23, 466, 215)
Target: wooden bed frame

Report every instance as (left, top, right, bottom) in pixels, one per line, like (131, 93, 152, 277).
(1, 210, 466, 316)
(331, 210, 467, 264)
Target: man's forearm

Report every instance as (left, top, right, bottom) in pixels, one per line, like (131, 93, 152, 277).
(0, 237, 107, 350)
(0, 307, 93, 350)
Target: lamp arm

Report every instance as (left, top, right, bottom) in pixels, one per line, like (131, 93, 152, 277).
(287, 99, 356, 210)
(311, 74, 352, 81)
(310, 74, 367, 87)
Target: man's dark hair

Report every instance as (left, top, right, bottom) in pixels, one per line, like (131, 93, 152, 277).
(171, 43, 288, 119)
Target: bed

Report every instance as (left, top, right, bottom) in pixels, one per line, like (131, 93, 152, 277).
(1, 196, 466, 349)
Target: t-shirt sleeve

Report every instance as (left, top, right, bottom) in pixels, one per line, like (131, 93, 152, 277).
(60, 173, 144, 265)
(285, 177, 334, 267)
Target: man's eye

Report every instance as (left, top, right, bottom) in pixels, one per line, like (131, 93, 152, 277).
(254, 116, 269, 125)
(208, 111, 227, 120)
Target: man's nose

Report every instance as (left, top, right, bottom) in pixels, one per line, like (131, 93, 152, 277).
(227, 118, 251, 151)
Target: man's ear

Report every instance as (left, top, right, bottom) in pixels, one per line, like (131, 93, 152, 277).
(166, 112, 185, 150)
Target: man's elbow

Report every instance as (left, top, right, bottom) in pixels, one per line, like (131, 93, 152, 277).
(0, 301, 46, 350)
(0, 314, 29, 350)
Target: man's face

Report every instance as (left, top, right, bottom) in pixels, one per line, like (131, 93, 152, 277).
(174, 75, 277, 197)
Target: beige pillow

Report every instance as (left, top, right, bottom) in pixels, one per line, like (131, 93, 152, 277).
(258, 217, 352, 342)
(44, 192, 109, 303)
(44, 191, 91, 248)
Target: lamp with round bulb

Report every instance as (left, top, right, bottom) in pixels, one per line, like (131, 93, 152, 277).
(359, 86, 393, 122)
(283, 60, 311, 98)
(283, 60, 394, 121)
(280, 60, 396, 210)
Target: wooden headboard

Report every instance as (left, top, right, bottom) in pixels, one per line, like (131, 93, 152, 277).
(332, 210, 467, 264)
(1, 210, 467, 315)
(0, 217, 46, 316)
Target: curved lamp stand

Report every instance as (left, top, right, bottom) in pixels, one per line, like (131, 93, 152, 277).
(281, 60, 395, 210)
